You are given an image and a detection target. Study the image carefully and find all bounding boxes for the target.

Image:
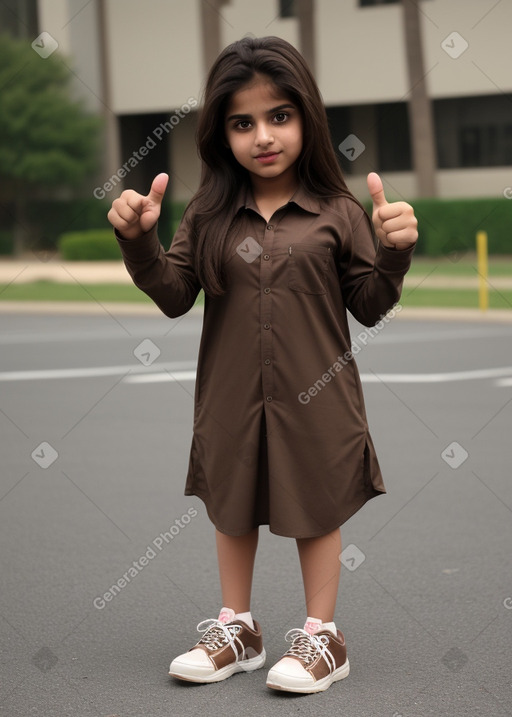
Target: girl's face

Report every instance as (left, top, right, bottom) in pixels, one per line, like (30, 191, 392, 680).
(224, 74, 303, 188)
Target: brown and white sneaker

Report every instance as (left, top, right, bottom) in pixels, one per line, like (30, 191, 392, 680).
(266, 627, 350, 693)
(169, 612, 266, 683)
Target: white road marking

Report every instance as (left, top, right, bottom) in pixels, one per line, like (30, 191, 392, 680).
(362, 366, 512, 383)
(495, 377, 512, 387)
(124, 367, 512, 385)
(124, 371, 198, 384)
(0, 361, 197, 382)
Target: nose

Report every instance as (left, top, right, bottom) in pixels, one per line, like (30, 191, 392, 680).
(255, 122, 274, 147)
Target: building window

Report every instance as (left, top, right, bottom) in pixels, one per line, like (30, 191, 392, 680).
(376, 103, 412, 171)
(119, 113, 171, 195)
(329, 95, 512, 174)
(359, 0, 399, 6)
(0, 0, 38, 37)
(434, 95, 512, 168)
(328, 102, 411, 175)
(279, 0, 296, 18)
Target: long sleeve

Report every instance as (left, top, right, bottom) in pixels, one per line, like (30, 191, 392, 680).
(339, 200, 415, 326)
(115, 209, 201, 318)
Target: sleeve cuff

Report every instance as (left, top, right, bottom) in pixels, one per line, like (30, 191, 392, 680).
(375, 241, 415, 273)
(114, 225, 161, 262)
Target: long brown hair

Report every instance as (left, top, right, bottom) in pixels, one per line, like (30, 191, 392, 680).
(188, 35, 362, 296)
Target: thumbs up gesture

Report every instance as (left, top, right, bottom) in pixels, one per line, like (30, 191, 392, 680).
(107, 173, 169, 240)
(367, 172, 418, 251)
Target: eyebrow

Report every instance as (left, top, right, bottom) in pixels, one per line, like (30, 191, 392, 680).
(226, 103, 296, 122)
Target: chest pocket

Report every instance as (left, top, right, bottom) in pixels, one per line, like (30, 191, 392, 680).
(288, 244, 331, 295)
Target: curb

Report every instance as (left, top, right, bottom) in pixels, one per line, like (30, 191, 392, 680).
(396, 306, 512, 323)
(0, 301, 204, 316)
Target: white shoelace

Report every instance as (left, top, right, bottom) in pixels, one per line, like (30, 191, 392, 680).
(284, 628, 337, 673)
(196, 619, 246, 662)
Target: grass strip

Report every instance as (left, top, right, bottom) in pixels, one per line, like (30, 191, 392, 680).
(400, 287, 512, 309)
(0, 281, 205, 305)
(406, 255, 512, 277)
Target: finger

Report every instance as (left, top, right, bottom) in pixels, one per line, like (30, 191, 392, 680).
(121, 189, 145, 216)
(376, 201, 412, 221)
(107, 208, 135, 235)
(111, 199, 141, 225)
(380, 214, 417, 236)
(383, 227, 418, 246)
(147, 173, 169, 206)
(367, 172, 387, 208)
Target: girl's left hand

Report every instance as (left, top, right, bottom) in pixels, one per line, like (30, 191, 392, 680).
(367, 172, 418, 251)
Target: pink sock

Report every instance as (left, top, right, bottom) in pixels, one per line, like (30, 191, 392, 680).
(304, 616, 322, 635)
(304, 617, 337, 636)
(218, 607, 235, 624)
(218, 607, 255, 630)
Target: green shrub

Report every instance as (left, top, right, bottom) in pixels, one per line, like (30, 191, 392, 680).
(27, 199, 113, 243)
(159, 200, 187, 250)
(0, 198, 187, 255)
(58, 230, 122, 260)
(54, 201, 188, 259)
(7, 193, 511, 259)
(412, 198, 512, 257)
(0, 231, 14, 255)
(363, 197, 511, 256)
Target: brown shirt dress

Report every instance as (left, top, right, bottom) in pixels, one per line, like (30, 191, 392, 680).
(116, 184, 415, 538)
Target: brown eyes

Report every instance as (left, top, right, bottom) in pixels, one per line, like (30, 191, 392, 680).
(232, 112, 291, 131)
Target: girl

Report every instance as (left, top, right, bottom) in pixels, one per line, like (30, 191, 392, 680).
(108, 35, 417, 694)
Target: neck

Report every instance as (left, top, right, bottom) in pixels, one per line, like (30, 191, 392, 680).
(250, 171, 299, 204)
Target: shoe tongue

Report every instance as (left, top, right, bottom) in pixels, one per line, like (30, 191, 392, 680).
(218, 607, 236, 624)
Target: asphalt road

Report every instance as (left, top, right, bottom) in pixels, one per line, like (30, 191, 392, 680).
(1, 308, 511, 717)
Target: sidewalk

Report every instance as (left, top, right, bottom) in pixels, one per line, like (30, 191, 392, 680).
(1, 259, 512, 321)
(2, 259, 512, 289)
(0, 260, 130, 284)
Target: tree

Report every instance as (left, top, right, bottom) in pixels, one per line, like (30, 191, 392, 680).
(297, 0, 316, 77)
(401, 0, 438, 197)
(0, 34, 101, 255)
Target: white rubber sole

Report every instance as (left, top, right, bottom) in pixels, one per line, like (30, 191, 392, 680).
(266, 657, 350, 693)
(169, 648, 266, 684)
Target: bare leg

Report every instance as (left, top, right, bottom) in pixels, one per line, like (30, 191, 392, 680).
(296, 527, 342, 623)
(215, 527, 259, 614)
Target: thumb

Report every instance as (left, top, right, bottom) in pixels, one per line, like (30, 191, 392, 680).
(147, 172, 169, 206)
(367, 172, 387, 209)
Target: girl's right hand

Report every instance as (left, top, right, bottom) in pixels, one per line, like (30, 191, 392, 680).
(107, 173, 169, 239)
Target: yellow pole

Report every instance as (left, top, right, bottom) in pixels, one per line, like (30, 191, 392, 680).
(476, 231, 489, 311)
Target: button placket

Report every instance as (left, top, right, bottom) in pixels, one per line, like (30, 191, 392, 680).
(260, 221, 275, 407)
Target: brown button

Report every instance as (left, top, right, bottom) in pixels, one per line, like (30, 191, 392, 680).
(263, 323, 271, 330)
(267, 225, 273, 231)
(263, 287, 271, 294)
(266, 396, 273, 402)
(264, 358, 271, 365)
(263, 254, 270, 260)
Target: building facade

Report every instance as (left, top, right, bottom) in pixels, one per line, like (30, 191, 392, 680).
(6, 0, 512, 203)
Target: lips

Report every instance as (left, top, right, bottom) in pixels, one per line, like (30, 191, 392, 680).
(255, 151, 281, 164)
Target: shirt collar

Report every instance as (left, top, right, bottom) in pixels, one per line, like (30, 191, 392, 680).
(234, 183, 323, 217)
